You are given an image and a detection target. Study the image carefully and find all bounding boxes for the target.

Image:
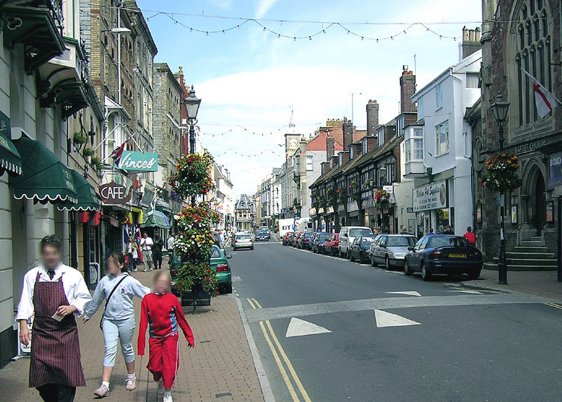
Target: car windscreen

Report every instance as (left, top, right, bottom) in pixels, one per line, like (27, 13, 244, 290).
(236, 235, 251, 240)
(387, 237, 416, 247)
(428, 236, 469, 248)
(361, 237, 375, 244)
(349, 228, 372, 237)
(211, 246, 222, 258)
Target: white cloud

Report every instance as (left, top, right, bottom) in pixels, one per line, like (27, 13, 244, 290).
(256, 0, 278, 18)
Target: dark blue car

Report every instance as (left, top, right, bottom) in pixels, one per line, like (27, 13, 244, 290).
(404, 235, 483, 281)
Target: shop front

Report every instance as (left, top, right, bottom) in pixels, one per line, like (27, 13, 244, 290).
(412, 180, 450, 235)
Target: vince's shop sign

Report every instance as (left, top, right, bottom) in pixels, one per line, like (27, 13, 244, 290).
(412, 181, 447, 212)
(118, 151, 158, 172)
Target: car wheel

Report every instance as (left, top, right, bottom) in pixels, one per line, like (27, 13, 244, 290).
(338, 248, 342, 257)
(350, 252, 355, 262)
(224, 284, 233, 294)
(250, 246, 254, 250)
(421, 263, 431, 281)
(370, 256, 376, 267)
(404, 260, 412, 276)
(347, 251, 351, 260)
(385, 256, 391, 270)
(467, 271, 480, 280)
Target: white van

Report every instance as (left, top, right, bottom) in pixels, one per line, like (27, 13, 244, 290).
(338, 226, 373, 258)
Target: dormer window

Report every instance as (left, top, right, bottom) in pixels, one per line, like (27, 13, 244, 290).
(362, 139, 368, 154)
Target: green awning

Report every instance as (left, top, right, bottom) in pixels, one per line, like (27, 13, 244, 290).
(10, 136, 77, 204)
(0, 111, 22, 175)
(141, 209, 171, 229)
(59, 170, 101, 211)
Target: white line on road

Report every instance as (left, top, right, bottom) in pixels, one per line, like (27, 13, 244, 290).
(285, 317, 332, 338)
(449, 290, 483, 295)
(386, 291, 422, 297)
(374, 309, 420, 328)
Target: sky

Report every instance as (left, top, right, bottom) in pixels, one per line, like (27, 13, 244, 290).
(137, 0, 482, 197)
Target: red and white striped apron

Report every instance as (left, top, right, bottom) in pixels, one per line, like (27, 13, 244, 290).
(29, 272, 86, 388)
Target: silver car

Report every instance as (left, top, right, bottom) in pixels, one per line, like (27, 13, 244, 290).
(370, 234, 417, 269)
(233, 233, 254, 250)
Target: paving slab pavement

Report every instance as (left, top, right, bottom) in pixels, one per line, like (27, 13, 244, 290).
(0, 269, 265, 402)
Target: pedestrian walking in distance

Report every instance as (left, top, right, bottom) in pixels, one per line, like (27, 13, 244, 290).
(167, 233, 175, 263)
(16, 234, 92, 402)
(83, 252, 150, 397)
(137, 271, 195, 402)
(152, 233, 164, 270)
(127, 236, 139, 272)
(140, 233, 154, 271)
(464, 226, 477, 247)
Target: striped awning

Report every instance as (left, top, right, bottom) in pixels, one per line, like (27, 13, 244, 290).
(0, 111, 22, 175)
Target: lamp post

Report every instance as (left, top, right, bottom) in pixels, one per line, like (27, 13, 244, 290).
(490, 93, 510, 285)
(184, 85, 201, 155)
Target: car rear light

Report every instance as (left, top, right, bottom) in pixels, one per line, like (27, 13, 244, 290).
(430, 250, 443, 258)
(216, 264, 229, 272)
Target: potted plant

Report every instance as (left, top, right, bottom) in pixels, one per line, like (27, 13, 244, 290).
(374, 188, 392, 211)
(83, 147, 94, 163)
(73, 131, 87, 146)
(91, 156, 103, 173)
(168, 152, 218, 309)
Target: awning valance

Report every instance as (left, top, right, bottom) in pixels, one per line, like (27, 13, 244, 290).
(10, 136, 77, 204)
(0, 111, 22, 175)
(59, 170, 101, 211)
(140, 209, 171, 229)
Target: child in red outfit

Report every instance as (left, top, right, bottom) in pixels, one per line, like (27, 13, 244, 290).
(137, 271, 194, 402)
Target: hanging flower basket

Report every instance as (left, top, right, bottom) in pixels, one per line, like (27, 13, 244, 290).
(481, 152, 522, 193)
(169, 152, 215, 196)
(374, 189, 393, 211)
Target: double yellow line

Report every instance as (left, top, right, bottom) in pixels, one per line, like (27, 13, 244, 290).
(544, 302, 562, 310)
(247, 298, 311, 402)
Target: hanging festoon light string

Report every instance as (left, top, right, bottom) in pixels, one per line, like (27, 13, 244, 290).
(144, 12, 461, 42)
(201, 123, 290, 138)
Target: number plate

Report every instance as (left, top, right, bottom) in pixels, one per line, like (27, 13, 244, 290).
(449, 253, 467, 259)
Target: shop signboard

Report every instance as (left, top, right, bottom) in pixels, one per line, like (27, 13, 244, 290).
(412, 181, 447, 212)
(117, 151, 158, 172)
(99, 181, 133, 205)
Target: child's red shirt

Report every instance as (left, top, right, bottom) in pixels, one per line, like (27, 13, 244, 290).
(137, 292, 195, 356)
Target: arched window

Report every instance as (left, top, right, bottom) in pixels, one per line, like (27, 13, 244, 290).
(515, 0, 552, 126)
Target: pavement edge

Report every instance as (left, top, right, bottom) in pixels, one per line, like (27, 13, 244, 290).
(235, 296, 276, 402)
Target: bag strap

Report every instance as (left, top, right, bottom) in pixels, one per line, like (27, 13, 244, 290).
(104, 274, 129, 312)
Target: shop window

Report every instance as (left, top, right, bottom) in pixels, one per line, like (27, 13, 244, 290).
(435, 120, 449, 156)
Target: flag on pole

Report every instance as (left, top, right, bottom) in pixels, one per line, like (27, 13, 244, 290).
(109, 143, 125, 165)
(522, 69, 560, 119)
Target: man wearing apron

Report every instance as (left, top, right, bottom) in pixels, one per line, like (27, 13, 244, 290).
(16, 235, 92, 402)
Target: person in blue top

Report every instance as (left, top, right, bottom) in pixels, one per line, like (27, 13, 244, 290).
(83, 252, 150, 397)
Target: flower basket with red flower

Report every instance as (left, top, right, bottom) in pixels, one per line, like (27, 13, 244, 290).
(481, 152, 522, 193)
(374, 189, 393, 211)
(168, 152, 215, 196)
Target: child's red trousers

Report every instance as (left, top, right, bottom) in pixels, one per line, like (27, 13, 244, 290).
(147, 333, 179, 389)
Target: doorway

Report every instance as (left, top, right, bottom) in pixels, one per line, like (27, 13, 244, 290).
(529, 167, 546, 234)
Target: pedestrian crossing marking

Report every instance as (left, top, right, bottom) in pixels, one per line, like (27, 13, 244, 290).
(386, 291, 422, 297)
(374, 309, 420, 328)
(286, 317, 332, 338)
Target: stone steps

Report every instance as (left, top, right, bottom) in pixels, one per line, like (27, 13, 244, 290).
(483, 262, 557, 271)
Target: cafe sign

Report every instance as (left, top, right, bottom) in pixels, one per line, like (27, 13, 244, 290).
(117, 151, 158, 172)
(99, 181, 133, 205)
(412, 181, 448, 212)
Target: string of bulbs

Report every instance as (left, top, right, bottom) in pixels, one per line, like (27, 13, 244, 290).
(146, 12, 460, 42)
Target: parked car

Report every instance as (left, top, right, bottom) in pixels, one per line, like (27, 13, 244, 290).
(170, 245, 233, 295)
(256, 229, 270, 241)
(233, 233, 254, 250)
(404, 235, 483, 281)
(323, 233, 340, 256)
(283, 231, 294, 246)
(370, 234, 417, 269)
(349, 235, 376, 263)
(311, 232, 331, 253)
(338, 226, 373, 258)
(298, 232, 314, 249)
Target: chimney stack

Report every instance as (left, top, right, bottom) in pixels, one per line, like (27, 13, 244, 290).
(342, 118, 353, 151)
(326, 136, 335, 159)
(461, 26, 481, 59)
(366, 100, 379, 137)
(400, 66, 416, 114)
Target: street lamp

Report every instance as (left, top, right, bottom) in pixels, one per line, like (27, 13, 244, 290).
(490, 93, 510, 285)
(185, 85, 201, 155)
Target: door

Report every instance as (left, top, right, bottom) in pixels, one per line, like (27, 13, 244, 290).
(534, 173, 546, 234)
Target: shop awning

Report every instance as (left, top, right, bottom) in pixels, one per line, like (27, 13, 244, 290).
(140, 209, 171, 229)
(10, 136, 77, 204)
(0, 111, 22, 175)
(59, 170, 101, 211)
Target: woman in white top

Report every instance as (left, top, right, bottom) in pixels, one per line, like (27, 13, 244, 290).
(83, 252, 150, 397)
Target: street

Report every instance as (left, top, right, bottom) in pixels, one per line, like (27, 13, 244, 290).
(232, 241, 562, 402)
